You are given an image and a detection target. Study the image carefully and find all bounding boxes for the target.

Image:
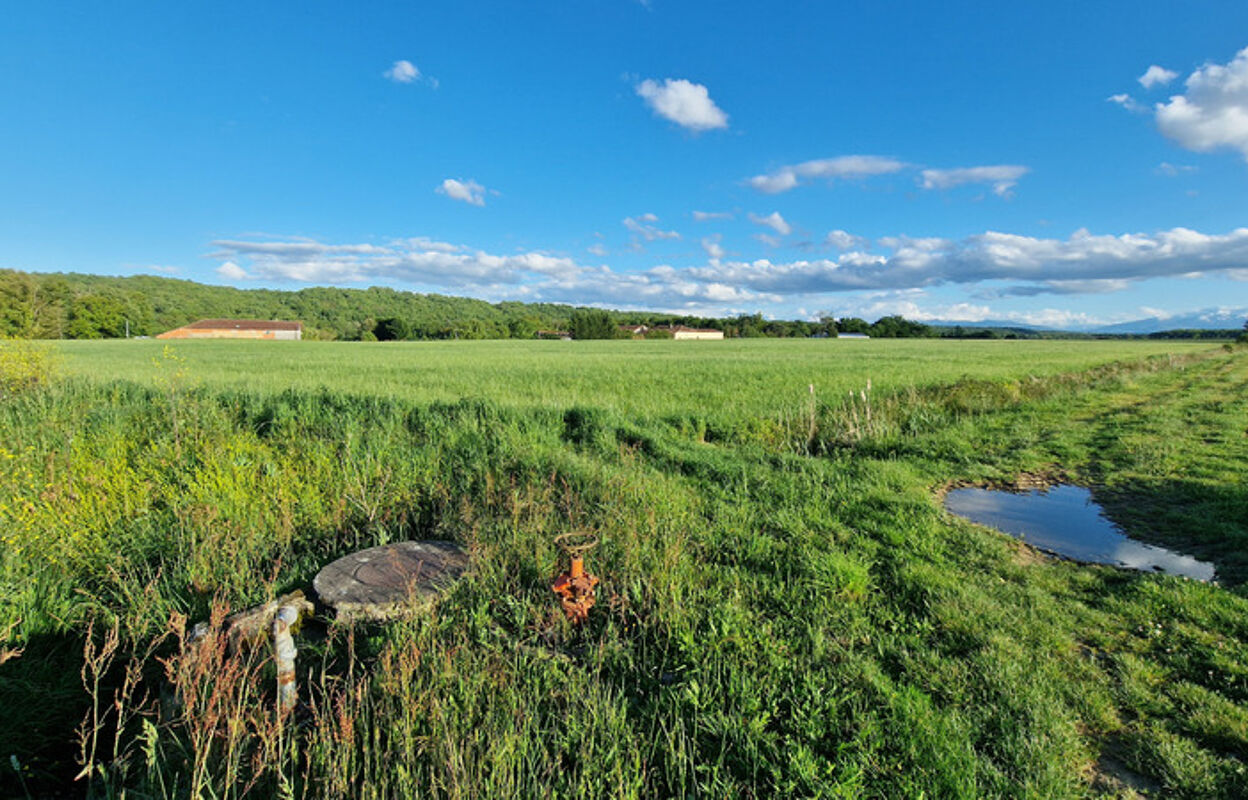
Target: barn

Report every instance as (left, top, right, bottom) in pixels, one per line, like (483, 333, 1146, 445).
(157, 319, 303, 340)
(669, 325, 724, 340)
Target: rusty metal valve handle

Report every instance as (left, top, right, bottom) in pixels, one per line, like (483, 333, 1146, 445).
(552, 532, 600, 624)
(554, 531, 599, 559)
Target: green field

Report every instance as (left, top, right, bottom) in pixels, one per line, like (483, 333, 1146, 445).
(55, 338, 1211, 420)
(3, 338, 1247, 798)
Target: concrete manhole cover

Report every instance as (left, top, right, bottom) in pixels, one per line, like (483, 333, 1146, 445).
(313, 540, 470, 621)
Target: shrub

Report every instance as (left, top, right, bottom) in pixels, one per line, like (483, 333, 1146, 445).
(0, 338, 54, 395)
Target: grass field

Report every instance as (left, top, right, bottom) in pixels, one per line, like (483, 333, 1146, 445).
(2, 338, 1246, 797)
(54, 338, 1210, 420)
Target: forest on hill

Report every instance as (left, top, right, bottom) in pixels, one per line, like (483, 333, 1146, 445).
(2, 269, 1242, 342)
(0, 269, 929, 340)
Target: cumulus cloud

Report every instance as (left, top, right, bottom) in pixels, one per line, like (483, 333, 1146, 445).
(208, 225, 1248, 317)
(210, 237, 578, 287)
(1139, 65, 1178, 89)
(825, 230, 867, 251)
(207, 234, 781, 314)
(623, 214, 680, 241)
(587, 243, 608, 257)
(1108, 93, 1146, 113)
(919, 165, 1030, 197)
(1155, 46, 1248, 160)
(820, 293, 1116, 330)
(676, 227, 1248, 295)
(748, 211, 792, 236)
(437, 178, 487, 206)
(635, 78, 728, 131)
(692, 210, 734, 221)
(747, 155, 905, 194)
(385, 60, 437, 87)
(217, 261, 250, 281)
(385, 60, 420, 83)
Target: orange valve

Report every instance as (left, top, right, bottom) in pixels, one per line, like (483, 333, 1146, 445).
(551, 532, 600, 624)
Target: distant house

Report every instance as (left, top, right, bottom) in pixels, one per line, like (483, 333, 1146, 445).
(157, 319, 303, 340)
(619, 324, 649, 337)
(669, 325, 724, 341)
(535, 330, 573, 341)
(837, 332, 870, 340)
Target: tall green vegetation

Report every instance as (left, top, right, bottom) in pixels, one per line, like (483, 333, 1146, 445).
(1, 340, 1245, 797)
(568, 309, 620, 340)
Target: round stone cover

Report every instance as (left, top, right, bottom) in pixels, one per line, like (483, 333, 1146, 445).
(313, 540, 469, 621)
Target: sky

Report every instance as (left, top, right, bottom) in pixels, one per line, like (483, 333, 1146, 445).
(3, 1, 1248, 328)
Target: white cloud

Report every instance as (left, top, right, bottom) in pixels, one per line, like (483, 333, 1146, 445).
(217, 261, 250, 281)
(692, 210, 734, 221)
(701, 235, 725, 260)
(1108, 93, 1146, 113)
(919, 165, 1030, 197)
(623, 214, 680, 241)
(748, 211, 792, 235)
(207, 234, 782, 314)
(399, 236, 461, 253)
(384, 59, 437, 87)
(677, 226, 1248, 294)
(208, 224, 1248, 318)
(385, 60, 420, 83)
(635, 78, 728, 131)
(747, 155, 905, 194)
(1155, 46, 1248, 160)
(437, 178, 487, 206)
(987, 278, 1134, 298)
(822, 294, 1112, 329)
(211, 237, 579, 286)
(587, 243, 608, 256)
(754, 233, 783, 248)
(825, 230, 867, 251)
(1139, 65, 1178, 89)
(1155, 162, 1198, 177)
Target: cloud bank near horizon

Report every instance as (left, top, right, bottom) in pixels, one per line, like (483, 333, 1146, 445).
(209, 225, 1248, 319)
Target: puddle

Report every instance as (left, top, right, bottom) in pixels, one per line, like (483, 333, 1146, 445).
(944, 485, 1216, 581)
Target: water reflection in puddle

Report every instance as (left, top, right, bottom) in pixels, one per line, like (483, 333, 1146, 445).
(944, 485, 1216, 581)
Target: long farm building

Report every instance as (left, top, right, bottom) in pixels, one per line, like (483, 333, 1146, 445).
(157, 319, 303, 340)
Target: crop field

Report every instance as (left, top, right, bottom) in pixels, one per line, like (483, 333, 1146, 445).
(54, 338, 1210, 421)
(2, 338, 1247, 798)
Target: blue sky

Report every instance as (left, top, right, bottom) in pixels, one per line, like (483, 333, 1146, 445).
(3, 1, 1248, 327)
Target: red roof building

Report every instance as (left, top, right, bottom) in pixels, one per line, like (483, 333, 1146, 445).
(157, 319, 303, 340)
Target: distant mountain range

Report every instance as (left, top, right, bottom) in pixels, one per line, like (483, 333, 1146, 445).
(927, 307, 1248, 335)
(1087, 308, 1248, 334)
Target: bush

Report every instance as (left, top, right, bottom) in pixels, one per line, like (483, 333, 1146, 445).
(0, 338, 54, 395)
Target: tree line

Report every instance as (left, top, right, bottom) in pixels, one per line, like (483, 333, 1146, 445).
(0, 270, 944, 341)
(5, 269, 1241, 342)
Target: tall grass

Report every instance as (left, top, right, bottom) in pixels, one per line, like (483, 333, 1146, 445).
(0, 340, 1245, 797)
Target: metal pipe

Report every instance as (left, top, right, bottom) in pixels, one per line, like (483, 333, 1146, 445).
(272, 604, 300, 716)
